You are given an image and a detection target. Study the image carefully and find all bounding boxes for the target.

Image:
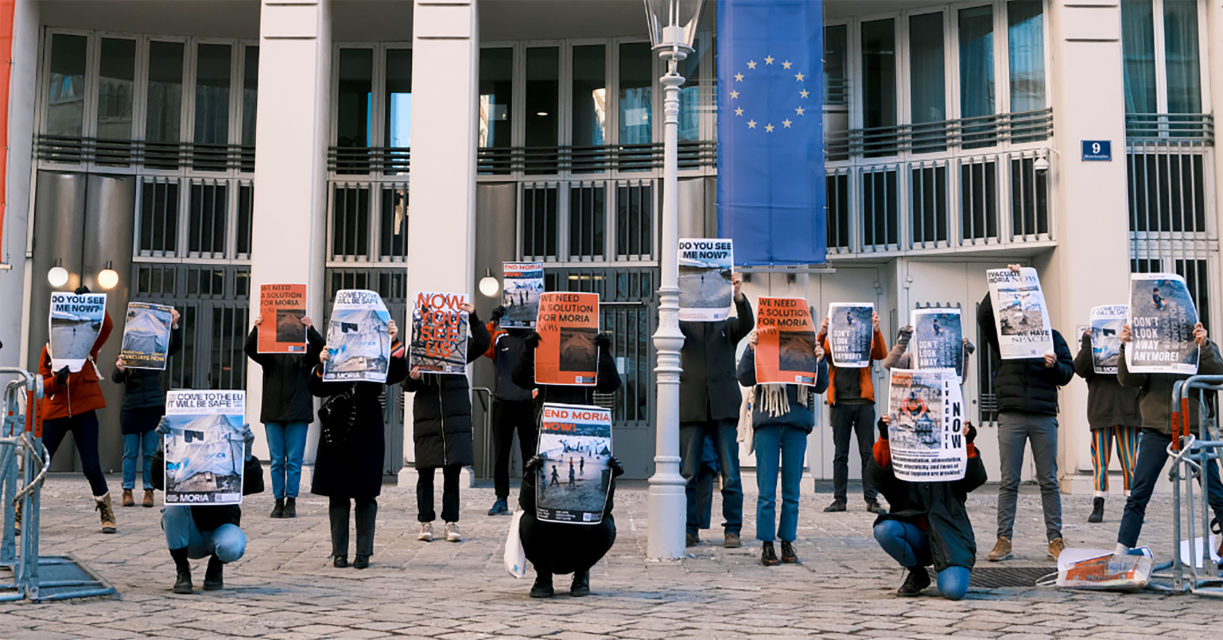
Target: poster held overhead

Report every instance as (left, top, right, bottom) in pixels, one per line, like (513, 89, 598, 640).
(258, 284, 308, 354)
(678, 238, 733, 322)
(1126, 273, 1199, 375)
(886, 369, 967, 482)
(986, 267, 1053, 359)
(121, 302, 174, 370)
(409, 291, 470, 375)
(535, 292, 600, 386)
(755, 297, 819, 385)
(535, 403, 613, 525)
(49, 292, 107, 373)
(827, 303, 874, 368)
(1089, 305, 1127, 375)
(163, 390, 246, 506)
(324, 289, 392, 383)
(502, 262, 544, 329)
(911, 308, 964, 379)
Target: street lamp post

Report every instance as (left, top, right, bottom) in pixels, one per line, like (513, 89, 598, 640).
(642, 0, 704, 560)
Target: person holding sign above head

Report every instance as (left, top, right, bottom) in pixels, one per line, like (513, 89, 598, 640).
(482, 305, 539, 517)
(1073, 326, 1141, 524)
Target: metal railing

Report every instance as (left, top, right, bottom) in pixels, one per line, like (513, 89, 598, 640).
(1125, 113, 1214, 143)
(826, 108, 1053, 161)
(35, 135, 255, 172)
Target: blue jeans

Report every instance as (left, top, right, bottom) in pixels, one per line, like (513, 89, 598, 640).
(873, 519, 971, 600)
(122, 431, 159, 491)
(265, 422, 308, 499)
(754, 424, 807, 542)
(162, 506, 247, 561)
(1117, 429, 1223, 548)
(681, 419, 743, 536)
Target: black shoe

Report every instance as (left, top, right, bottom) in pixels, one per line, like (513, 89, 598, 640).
(897, 567, 931, 597)
(685, 532, 699, 547)
(529, 573, 554, 598)
(761, 542, 781, 566)
(283, 498, 296, 519)
(203, 556, 224, 591)
(780, 540, 800, 564)
(270, 498, 284, 519)
(570, 570, 590, 597)
(824, 500, 847, 513)
(353, 555, 370, 570)
(1088, 497, 1105, 523)
(170, 547, 192, 594)
(866, 500, 887, 515)
(172, 569, 193, 594)
(488, 499, 510, 516)
(333, 555, 349, 569)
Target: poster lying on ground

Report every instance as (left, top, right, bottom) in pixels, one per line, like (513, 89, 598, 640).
(535, 292, 600, 386)
(1089, 305, 1128, 375)
(258, 284, 308, 354)
(501, 262, 544, 329)
(986, 268, 1053, 360)
(827, 303, 873, 368)
(120, 302, 173, 370)
(49, 292, 107, 373)
(911, 308, 964, 379)
(886, 368, 967, 482)
(324, 290, 392, 383)
(163, 390, 245, 506)
(535, 403, 612, 525)
(1127, 273, 1199, 375)
(678, 238, 733, 322)
(409, 292, 469, 375)
(755, 297, 819, 385)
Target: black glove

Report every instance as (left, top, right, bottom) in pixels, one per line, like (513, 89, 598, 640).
(965, 421, 977, 445)
(877, 418, 889, 441)
(595, 333, 611, 349)
(490, 306, 506, 324)
(54, 366, 70, 385)
(524, 455, 544, 473)
(524, 331, 542, 349)
(609, 456, 625, 478)
(74, 285, 91, 295)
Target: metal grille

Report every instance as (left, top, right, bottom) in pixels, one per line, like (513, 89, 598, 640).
(976, 299, 998, 425)
(379, 184, 409, 261)
(910, 163, 947, 247)
(861, 168, 898, 249)
(1125, 113, 1214, 141)
(826, 108, 1052, 160)
(826, 171, 850, 251)
(615, 181, 653, 260)
(137, 177, 179, 255)
(968, 566, 1053, 588)
(235, 182, 253, 257)
(187, 180, 228, 257)
(568, 183, 605, 260)
(1010, 156, 1049, 239)
(1126, 149, 1207, 233)
(522, 183, 559, 261)
(35, 136, 255, 171)
(1132, 257, 1212, 332)
(330, 184, 371, 261)
(961, 159, 998, 242)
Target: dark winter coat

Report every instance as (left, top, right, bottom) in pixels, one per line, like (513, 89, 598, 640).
(512, 336, 622, 422)
(1072, 333, 1143, 430)
(1118, 340, 1223, 436)
(401, 312, 491, 468)
(736, 345, 829, 433)
(679, 297, 754, 423)
(111, 324, 182, 413)
(976, 293, 1074, 416)
(308, 347, 408, 498)
(245, 325, 326, 424)
(867, 433, 988, 572)
(518, 457, 622, 575)
(484, 326, 534, 402)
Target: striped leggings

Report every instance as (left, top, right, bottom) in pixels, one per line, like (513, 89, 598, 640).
(1091, 426, 1140, 495)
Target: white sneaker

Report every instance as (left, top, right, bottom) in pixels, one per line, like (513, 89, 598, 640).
(444, 522, 462, 542)
(417, 522, 433, 542)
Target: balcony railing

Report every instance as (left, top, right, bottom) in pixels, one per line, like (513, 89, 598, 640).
(35, 135, 254, 172)
(327, 142, 718, 176)
(826, 108, 1053, 161)
(1125, 113, 1213, 143)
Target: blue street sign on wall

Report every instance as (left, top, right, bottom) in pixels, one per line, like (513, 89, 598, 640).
(1081, 140, 1111, 161)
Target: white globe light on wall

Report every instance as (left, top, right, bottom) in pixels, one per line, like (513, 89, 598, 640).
(47, 259, 69, 288)
(97, 261, 119, 290)
(478, 268, 500, 298)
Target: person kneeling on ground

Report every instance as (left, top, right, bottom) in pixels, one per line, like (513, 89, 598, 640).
(868, 416, 987, 600)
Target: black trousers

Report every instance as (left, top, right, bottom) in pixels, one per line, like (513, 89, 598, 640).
(43, 411, 109, 496)
(492, 398, 537, 500)
(328, 496, 377, 559)
(830, 402, 877, 503)
(417, 464, 462, 522)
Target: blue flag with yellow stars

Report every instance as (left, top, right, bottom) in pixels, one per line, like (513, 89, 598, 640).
(716, 0, 825, 265)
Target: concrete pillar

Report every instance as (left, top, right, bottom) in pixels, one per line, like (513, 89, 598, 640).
(1206, 3, 1223, 318)
(247, 0, 332, 461)
(1042, 1, 1132, 487)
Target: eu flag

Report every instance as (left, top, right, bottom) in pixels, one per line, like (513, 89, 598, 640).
(717, 0, 825, 265)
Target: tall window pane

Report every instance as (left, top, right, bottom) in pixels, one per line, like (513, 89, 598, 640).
(385, 49, 412, 148)
(824, 25, 848, 106)
(572, 44, 607, 148)
(478, 47, 513, 148)
(678, 35, 706, 143)
(619, 43, 653, 145)
(1163, 0, 1201, 113)
(1008, 1, 1045, 112)
(146, 41, 184, 143)
(97, 38, 135, 140)
(861, 19, 896, 131)
(47, 34, 87, 138)
(525, 47, 559, 173)
(337, 49, 373, 148)
(242, 46, 258, 147)
(959, 6, 995, 119)
(194, 44, 231, 146)
(909, 13, 944, 124)
(1121, 0, 1157, 113)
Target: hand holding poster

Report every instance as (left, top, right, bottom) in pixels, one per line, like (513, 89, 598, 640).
(986, 267, 1053, 359)
(1089, 305, 1127, 375)
(502, 262, 544, 329)
(678, 238, 733, 322)
(324, 290, 392, 383)
(912, 308, 964, 378)
(121, 302, 174, 370)
(164, 390, 246, 505)
(1126, 273, 1199, 374)
(535, 403, 612, 525)
(535, 292, 600, 386)
(409, 292, 470, 375)
(258, 284, 308, 354)
(886, 369, 967, 482)
(49, 292, 107, 372)
(827, 303, 874, 368)
(755, 297, 820, 385)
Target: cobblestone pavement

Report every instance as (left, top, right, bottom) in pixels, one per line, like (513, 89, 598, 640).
(3, 473, 1220, 639)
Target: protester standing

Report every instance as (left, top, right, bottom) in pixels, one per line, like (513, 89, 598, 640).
(482, 306, 536, 516)
(1073, 328, 1142, 523)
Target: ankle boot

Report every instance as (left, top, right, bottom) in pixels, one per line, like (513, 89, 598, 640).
(122, 489, 135, 507)
(570, 569, 591, 597)
(529, 572, 554, 598)
(143, 489, 155, 508)
(271, 498, 285, 518)
(170, 548, 193, 594)
(781, 540, 800, 564)
(1088, 497, 1105, 523)
(95, 493, 117, 534)
(283, 498, 297, 518)
(203, 555, 224, 591)
(761, 542, 781, 566)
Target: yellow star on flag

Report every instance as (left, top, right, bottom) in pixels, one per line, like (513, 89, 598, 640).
(735, 107, 744, 116)
(794, 72, 805, 82)
(735, 73, 744, 82)
(782, 119, 792, 128)
(730, 90, 740, 99)
(764, 56, 775, 65)
(782, 60, 792, 69)
(765, 124, 775, 133)
(799, 89, 810, 99)
(747, 60, 757, 69)
(795, 107, 805, 116)
(747, 120, 757, 129)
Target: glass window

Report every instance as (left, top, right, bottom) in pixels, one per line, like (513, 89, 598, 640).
(194, 44, 231, 146)
(572, 44, 607, 148)
(47, 34, 87, 138)
(241, 46, 258, 147)
(1121, 0, 1157, 114)
(620, 42, 653, 146)
(959, 6, 995, 120)
(188, 182, 228, 255)
(824, 25, 848, 106)
(525, 47, 559, 173)
(861, 19, 896, 131)
(97, 38, 135, 140)
(337, 49, 372, 148)
(1008, 1, 1045, 113)
(909, 13, 944, 124)
(385, 49, 411, 148)
(1163, 0, 1200, 113)
(478, 48, 513, 148)
(678, 35, 707, 143)
(146, 41, 184, 144)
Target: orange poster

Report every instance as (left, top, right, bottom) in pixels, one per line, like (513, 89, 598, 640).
(535, 292, 600, 386)
(258, 284, 308, 354)
(755, 296, 819, 386)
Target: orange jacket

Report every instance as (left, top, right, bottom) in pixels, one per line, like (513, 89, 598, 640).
(39, 312, 114, 421)
(818, 327, 887, 405)
(483, 322, 502, 360)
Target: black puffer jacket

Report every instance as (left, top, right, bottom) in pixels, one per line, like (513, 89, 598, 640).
(111, 325, 183, 414)
(1073, 333, 1142, 430)
(401, 312, 491, 468)
(512, 334, 622, 423)
(977, 293, 1074, 415)
(245, 325, 326, 424)
(679, 296, 753, 423)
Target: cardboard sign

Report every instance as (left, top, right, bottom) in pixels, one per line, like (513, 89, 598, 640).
(535, 292, 600, 386)
(535, 403, 613, 525)
(1127, 273, 1198, 374)
(501, 262, 544, 329)
(121, 302, 174, 370)
(49, 292, 107, 373)
(258, 284, 308, 354)
(755, 296, 819, 385)
(164, 390, 246, 506)
(409, 291, 469, 375)
(678, 238, 733, 322)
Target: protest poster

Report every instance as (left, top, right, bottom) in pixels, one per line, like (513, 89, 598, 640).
(48, 292, 107, 373)
(986, 267, 1053, 359)
(886, 369, 967, 482)
(911, 308, 964, 379)
(409, 291, 469, 375)
(755, 297, 820, 385)
(163, 390, 245, 506)
(120, 302, 174, 370)
(827, 303, 874, 368)
(324, 289, 392, 383)
(1127, 273, 1199, 375)
(535, 292, 600, 386)
(1089, 305, 1127, 375)
(501, 262, 544, 329)
(535, 403, 613, 525)
(258, 284, 308, 354)
(678, 238, 733, 322)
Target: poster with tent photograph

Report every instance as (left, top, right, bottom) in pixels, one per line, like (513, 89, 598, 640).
(120, 301, 174, 370)
(501, 262, 543, 329)
(986, 267, 1053, 359)
(49, 292, 107, 372)
(1089, 304, 1127, 375)
(535, 403, 613, 525)
(163, 390, 246, 505)
(324, 290, 392, 383)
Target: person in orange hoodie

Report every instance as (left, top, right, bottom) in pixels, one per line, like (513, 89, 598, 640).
(38, 286, 117, 534)
(817, 310, 887, 514)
